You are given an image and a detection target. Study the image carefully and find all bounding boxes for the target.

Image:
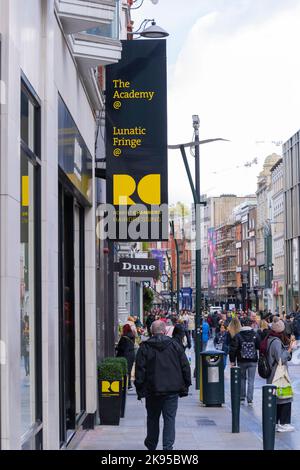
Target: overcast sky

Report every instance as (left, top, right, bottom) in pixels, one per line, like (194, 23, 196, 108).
(132, 0, 300, 203)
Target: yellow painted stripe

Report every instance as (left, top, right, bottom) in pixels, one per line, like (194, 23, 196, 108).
(22, 176, 29, 206)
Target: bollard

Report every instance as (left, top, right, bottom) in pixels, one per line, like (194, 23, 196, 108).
(262, 385, 277, 450)
(230, 366, 241, 433)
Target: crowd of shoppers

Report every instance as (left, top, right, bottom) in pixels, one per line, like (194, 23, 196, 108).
(114, 305, 298, 449)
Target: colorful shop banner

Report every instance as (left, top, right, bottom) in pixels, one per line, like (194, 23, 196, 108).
(150, 248, 164, 273)
(106, 39, 168, 241)
(208, 228, 217, 294)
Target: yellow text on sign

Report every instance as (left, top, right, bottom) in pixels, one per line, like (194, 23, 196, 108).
(22, 176, 29, 206)
(113, 174, 161, 205)
(101, 381, 120, 393)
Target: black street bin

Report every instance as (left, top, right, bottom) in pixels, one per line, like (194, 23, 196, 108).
(199, 350, 225, 406)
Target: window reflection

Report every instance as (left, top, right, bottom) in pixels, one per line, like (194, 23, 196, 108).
(21, 90, 35, 152)
(20, 152, 36, 435)
(58, 96, 93, 204)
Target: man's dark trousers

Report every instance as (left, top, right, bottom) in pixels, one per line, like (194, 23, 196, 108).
(145, 394, 178, 450)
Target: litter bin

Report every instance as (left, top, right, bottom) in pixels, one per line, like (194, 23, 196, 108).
(199, 350, 225, 406)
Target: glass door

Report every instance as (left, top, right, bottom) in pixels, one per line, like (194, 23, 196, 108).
(58, 184, 86, 446)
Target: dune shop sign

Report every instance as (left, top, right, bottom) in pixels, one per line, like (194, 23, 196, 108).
(115, 258, 159, 278)
(105, 39, 168, 241)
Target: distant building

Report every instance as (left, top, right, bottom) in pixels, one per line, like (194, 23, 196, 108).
(199, 194, 256, 307)
(283, 131, 300, 311)
(256, 154, 281, 311)
(233, 201, 257, 311)
(270, 158, 284, 314)
(215, 220, 237, 308)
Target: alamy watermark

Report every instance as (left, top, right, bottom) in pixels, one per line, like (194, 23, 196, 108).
(96, 202, 202, 248)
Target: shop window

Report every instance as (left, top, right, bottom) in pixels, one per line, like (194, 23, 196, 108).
(20, 78, 42, 448)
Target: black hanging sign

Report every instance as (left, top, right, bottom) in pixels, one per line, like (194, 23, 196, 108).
(114, 258, 160, 278)
(106, 39, 168, 241)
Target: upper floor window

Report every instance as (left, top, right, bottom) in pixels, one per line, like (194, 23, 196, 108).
(21, 84, 40, 158)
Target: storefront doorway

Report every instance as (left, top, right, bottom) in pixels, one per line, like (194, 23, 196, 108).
(58, 182, 86, 446)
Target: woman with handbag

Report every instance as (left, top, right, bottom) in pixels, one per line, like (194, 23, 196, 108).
(266, 317, 297, 432)
(116, 324, 136, 390)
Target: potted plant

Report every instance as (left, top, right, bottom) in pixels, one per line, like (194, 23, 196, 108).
(106, 357, 128, 418)
(98, 358, 123, 425)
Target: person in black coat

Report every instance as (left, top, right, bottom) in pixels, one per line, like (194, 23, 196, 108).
(145, 312, 155, 336)
(172, 323, 191, 350)
(214, 324, 230, 368)
(284, 314, 294, 338)
(116, 324, 135, 389)
(135, 320, 191, 451)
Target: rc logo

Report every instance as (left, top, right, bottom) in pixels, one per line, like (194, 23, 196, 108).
(101, 381, 120, 393)
(113, 174, 161, 205)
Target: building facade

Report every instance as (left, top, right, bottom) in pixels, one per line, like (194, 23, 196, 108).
(0, 0, 129, 450)
(233, 201, 257, 311)
(283, 131, 300, 312)
(256, 153, 281, 311)
(270, 158, 284, 314)
(215, 221, 237, 308)
(201, 194, 256, 306)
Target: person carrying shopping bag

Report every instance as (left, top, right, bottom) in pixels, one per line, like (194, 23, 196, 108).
(265, 316, 297, 432)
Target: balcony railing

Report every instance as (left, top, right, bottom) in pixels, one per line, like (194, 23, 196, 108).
(56, 0, 117, 35)
(216, 250, 236, 259)
(216, 235, 235, 244)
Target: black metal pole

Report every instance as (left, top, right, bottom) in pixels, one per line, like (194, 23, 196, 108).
(176, 239, 180, 315)
(194, 117, 202, 387)
(170, 221, 180, 316)
(262, 385, 277, 450)
(230, 366, 241, 433)
(169, 135, 229, 390)
(179, 142, 201, 389)
(166, 252, 174, 312)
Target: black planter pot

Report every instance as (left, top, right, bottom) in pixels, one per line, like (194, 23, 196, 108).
(99, 379, 122, 425)
(120, 375, 128, 418)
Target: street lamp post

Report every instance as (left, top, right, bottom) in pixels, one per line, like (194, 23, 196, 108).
(192, 116, 202, 388)
(168, 130, 229, 390)
(170, 221, 180, 316)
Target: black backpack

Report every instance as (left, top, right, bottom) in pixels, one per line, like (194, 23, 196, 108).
(257, 337, 276, 379)
(240, 332, 257, 360)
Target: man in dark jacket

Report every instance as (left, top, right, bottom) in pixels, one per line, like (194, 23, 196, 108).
(293, 312, 300, 340)
(145, 312, 155, 336)
(284, 314, 294, 338)
(229, 317, 261, 405)
(135, 320, 191, 451)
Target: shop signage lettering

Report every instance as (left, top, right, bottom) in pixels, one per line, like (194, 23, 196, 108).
(106, 40, 168, 240)
(114, 257, 159, 278)
(121, 262, 155, 272)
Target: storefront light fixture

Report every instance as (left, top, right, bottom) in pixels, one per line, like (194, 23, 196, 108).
(130, 19, 169, 38)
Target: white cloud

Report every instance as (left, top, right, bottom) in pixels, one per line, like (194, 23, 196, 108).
(167, 2, 300, 202)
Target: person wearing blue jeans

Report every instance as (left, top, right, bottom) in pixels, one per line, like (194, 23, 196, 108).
(239, 362, 257, 403)
(135, 320, 191, 451)
(145, 394, 178, 450)
(229, 317, 260, 405)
